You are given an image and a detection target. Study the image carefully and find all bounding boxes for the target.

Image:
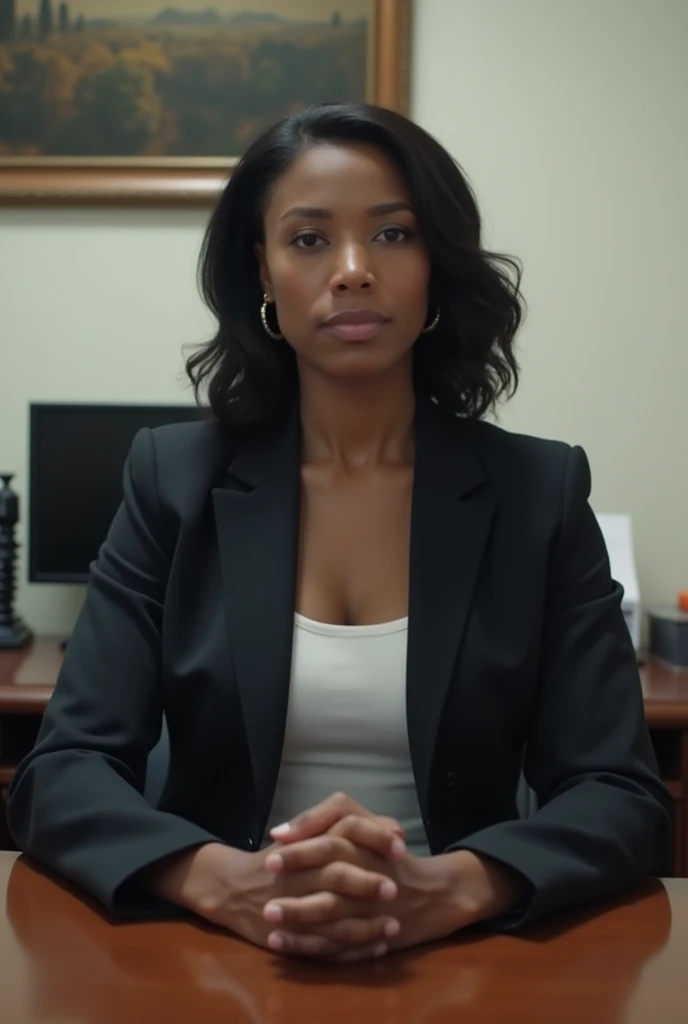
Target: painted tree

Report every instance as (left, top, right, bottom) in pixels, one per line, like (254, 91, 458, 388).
(38, 0, 53, 37)
(0, 0, 16, 42)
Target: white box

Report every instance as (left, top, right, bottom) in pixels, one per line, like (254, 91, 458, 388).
(595, 513, 641, 652)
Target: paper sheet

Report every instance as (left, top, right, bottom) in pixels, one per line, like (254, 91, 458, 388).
(596, 513, 641, 649)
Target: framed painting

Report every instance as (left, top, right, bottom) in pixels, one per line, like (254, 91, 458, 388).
(0, 0, 411, 204)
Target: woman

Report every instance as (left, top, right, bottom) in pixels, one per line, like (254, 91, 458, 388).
(8, 102, 671, 964)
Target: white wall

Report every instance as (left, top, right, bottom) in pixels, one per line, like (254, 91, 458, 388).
(0, 0, 686, 636)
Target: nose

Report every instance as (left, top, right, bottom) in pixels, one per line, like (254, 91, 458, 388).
(330, 241, 374, 292)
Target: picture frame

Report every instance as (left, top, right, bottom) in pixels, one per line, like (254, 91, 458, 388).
(0, 0, 412, 205)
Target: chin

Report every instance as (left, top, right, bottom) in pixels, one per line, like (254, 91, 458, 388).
(324, 344, 410, 376)
(326, 354, 400, 379)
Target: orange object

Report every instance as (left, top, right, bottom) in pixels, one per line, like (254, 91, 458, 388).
(679, 591, 688, 613)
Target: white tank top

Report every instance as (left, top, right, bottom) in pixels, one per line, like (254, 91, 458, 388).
(264, 613, 430, 856)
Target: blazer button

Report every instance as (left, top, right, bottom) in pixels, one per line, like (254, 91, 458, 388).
(444, 771, 455, 790)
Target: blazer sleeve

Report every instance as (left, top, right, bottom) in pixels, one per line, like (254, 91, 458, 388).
(447, 445, 672, 930)
(7, 429, 222, 918)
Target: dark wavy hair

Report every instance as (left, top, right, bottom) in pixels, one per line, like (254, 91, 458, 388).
(187, 102, 523, 432)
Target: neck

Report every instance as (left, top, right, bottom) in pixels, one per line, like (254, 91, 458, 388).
(298, 362, 416, 469)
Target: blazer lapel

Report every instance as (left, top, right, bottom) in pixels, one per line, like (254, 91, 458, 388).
(407, 401, 496, 820)
(212, 411, 300, 835)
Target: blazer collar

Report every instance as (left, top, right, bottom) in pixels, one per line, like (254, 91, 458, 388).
(221, 405, 301, 492)
(413, 396, 487, 498)
(212, 398, 495, 837)
(220, 397, 487, 496)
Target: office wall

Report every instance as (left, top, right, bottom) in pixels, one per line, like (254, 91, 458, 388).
(0, 0, 686, 637)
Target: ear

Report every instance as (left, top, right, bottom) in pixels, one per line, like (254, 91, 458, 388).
(254, 243, 272, 299)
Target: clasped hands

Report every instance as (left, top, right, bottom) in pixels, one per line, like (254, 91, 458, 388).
(150, 792, 527, 963)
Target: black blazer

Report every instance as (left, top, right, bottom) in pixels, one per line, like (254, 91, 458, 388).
(7, 398, 671, 928)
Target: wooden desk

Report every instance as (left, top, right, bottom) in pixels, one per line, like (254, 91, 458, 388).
(1, 851, 687, 1023)
(3, 639, 688, 871)
(0, 639, 62, 848)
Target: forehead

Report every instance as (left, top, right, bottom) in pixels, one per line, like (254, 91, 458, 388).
(264, 143, 411, 217)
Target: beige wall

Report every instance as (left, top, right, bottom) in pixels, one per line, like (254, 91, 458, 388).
(0, 0, 686, 637)
(413, 0, 687, 615)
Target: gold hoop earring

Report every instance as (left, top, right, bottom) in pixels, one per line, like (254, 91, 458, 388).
(422, 305, 440, 334)
(260, 294, 283, 340)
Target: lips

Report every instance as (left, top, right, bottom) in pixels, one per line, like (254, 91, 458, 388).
(321, 309, 391, 344)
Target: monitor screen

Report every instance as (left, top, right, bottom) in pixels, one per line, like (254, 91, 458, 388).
(29, 403, 205, 583)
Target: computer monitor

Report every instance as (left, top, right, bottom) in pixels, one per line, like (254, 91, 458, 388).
(28, 403, 205, 584)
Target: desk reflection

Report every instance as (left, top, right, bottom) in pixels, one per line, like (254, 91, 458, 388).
(5, 857, 673, 1024)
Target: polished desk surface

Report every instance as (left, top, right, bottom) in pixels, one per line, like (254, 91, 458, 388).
(0, 639, 61, 712)
(1, 853, 688, 1024)
(2, 638, 688, 724)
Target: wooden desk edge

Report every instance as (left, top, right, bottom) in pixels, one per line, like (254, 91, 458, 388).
(0, 686, 56, 712)
(645, 703, 688, 729)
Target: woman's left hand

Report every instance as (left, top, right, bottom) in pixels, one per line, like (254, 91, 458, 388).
(264, 814, 529, 956)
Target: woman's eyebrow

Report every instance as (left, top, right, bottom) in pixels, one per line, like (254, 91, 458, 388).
(367, 201, 414, 217)
(280, 201, 414, 221)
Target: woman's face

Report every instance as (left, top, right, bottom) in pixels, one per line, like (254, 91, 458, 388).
(255, 142, 431, 381)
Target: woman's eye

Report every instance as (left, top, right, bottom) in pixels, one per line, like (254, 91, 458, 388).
(291, 227, 412, 248)
(376, 227, 411, 243)
(292, 232, 325, 249)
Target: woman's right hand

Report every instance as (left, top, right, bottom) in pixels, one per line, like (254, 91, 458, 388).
(146, 840, 401, 962)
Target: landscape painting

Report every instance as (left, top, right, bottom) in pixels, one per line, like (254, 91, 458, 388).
(0, 0, 411, 202)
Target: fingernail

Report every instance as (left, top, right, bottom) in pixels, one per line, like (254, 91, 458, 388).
(390, 838, 406, 858)
(379, 879, 397, 900)
(384, 919, 400, 938)
(268, 932, 284, 951)
(270, 823, 291, 837)
(373, 943, 388, 958)
(265, 853, 284, 872)
(264, 903, 284, 922)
